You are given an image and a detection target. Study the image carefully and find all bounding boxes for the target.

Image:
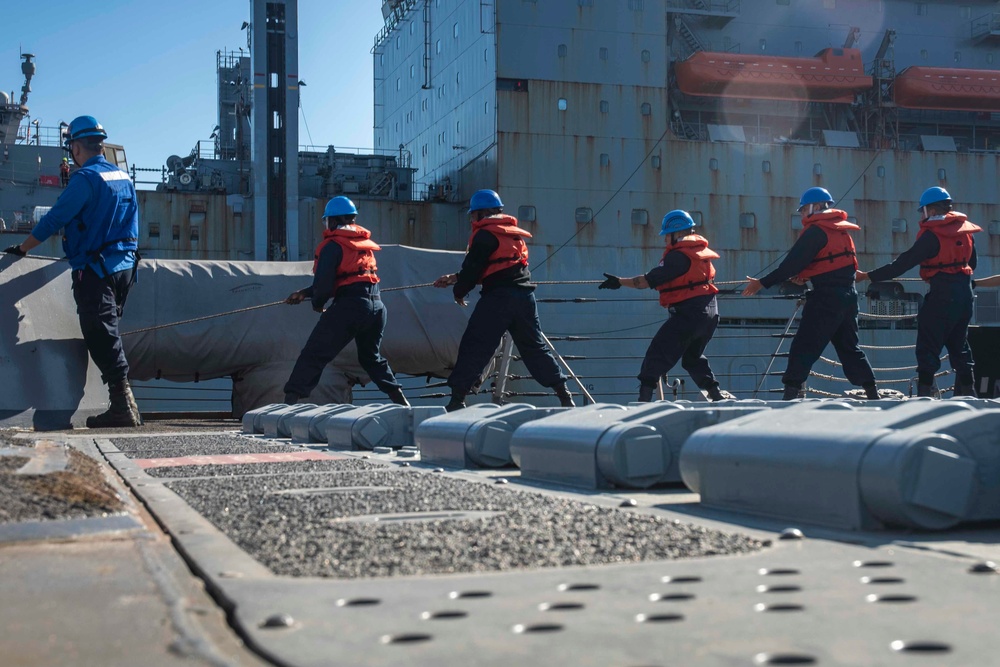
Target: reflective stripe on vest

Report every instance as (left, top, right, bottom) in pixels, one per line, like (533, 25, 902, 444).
(63, 156, 139, 276)
(917, 212, 981, 280)
(795, 210, 859, 281)
(656, 235, 720, 307)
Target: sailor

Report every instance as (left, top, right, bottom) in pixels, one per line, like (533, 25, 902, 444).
(59, 157, 71, 187)
(857, 187, 981, 397)
(433, 189, 574, 411)
(743, 187, 880, 400)
(3, 115, 142, 427)
(282, 196, 409, 406)
(599, 210, 728, 402)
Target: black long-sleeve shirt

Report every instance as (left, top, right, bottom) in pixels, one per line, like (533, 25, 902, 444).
(645, 250, 690, 287)
(760, 225, 856, 289)
(867, 232, 977, 283)
(453, 229, 532, 300)
(302, 241, 379, 309)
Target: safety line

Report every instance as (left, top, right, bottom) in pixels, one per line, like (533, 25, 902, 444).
(382, 281, 434, 291)
(122, 300, 287, 336)
(858, 343, 916, 350)
(116, 279, 626, 336)
(817, 353, 947, 372)
(858, 311, 918, 320)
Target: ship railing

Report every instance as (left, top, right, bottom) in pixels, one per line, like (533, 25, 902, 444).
(299, 144, 399, 157)
(130, 165, 168, 189)
(14, 123, 64, 148)
(0, 209, 38, 232)
(665, 0, 740, 14)
(373, 0, 418, 50)
(972, 13, 1000, 41)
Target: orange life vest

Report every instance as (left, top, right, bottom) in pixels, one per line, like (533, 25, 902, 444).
(917, 212, 981, 280)
(469, 214, 532, 282)
(655, 235, 720, 307)
(312, 224, 380, 288)
(795, 210, 859, 281)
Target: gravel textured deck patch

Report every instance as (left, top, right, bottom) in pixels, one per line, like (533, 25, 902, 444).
(146, 458, 385, 478)
(84, 419, 241, 435)
(166, 469, 768, 579)
(111, 434, 301, 459)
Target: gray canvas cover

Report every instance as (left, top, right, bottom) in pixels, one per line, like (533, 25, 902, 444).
(0, 245, 470, 429)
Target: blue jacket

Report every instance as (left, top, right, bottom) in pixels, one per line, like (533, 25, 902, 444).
(31, 155, 138, 277)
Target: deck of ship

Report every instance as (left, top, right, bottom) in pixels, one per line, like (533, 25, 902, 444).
(3, 415, 998, 667)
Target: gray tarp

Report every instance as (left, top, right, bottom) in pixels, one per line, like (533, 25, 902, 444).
(1, 245, 470, 429)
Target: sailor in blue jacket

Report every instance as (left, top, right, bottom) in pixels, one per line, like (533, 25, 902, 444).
(4, 116, 142, 428)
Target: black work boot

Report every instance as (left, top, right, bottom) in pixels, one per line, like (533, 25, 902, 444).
(782, 384, 804, 400)
(86, 378, 142, 428)
(283, 392, 298, 405)
(553, 381, 575, 407)
(863, 383, 880, 400)
(951, 381, 976, 398)
(705, 383, 727, 402)
(916, 383, 938, 398)
(386, 386, 410, 407)
(637, 385, 655, 402)
(445, 388, 466, 412)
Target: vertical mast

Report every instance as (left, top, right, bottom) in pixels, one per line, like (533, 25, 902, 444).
(251, 0, 300, 261)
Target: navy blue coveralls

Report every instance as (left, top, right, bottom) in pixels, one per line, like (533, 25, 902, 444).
(867, 232, 977, 387)
(283, 240, 402, 399)
(30, 155, 138, 385)
(447, 228, 566, 394)
(760, 226, 876, 390)
(638, 252, 720, 391)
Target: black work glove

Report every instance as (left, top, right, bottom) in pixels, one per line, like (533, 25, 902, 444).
(3, 244, 26, 257)
(599, 273, 621, 290)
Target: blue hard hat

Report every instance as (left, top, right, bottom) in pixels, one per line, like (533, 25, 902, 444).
(659, 209, 696, 236)
(323, 196, 358, 218)
(65, 115, 107, 148)
(468, 189, 503, 213)
(797, 187, 834, 211)
(918, 186, 951, 210)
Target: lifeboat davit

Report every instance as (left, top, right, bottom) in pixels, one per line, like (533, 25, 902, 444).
(675, 48, 872, 103)
(894, 66, 1000, 112)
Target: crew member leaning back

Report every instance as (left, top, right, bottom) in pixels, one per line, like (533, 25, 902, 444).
(599, 209, 728, 403)
(433, 189, 574, 412)
(4, 115, 142, 428)
(857, 187, 980, 398)
(743, 187, 880, 401)
(282, 196, 409, 407)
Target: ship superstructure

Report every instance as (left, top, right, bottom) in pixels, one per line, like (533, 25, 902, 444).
(372, 0, 1000, 402)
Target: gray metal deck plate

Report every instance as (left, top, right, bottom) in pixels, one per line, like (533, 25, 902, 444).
(94, 431, 1000, 667)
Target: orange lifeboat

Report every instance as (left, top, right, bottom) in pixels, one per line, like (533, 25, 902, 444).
(894, 66, 1000, 112)
(675, 48, 872, 103)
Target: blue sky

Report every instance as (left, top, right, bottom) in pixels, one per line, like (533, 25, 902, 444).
(4, 1, 385, 172)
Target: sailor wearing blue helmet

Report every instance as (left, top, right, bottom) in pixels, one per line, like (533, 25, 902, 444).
(599, 210, 728, 402)
(282, 196, 409, 406)
(743, 187, 879, 400)
(434, 189, 574, 411)
(858, 187, 981, 397)
(4, 115, 142, 427)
